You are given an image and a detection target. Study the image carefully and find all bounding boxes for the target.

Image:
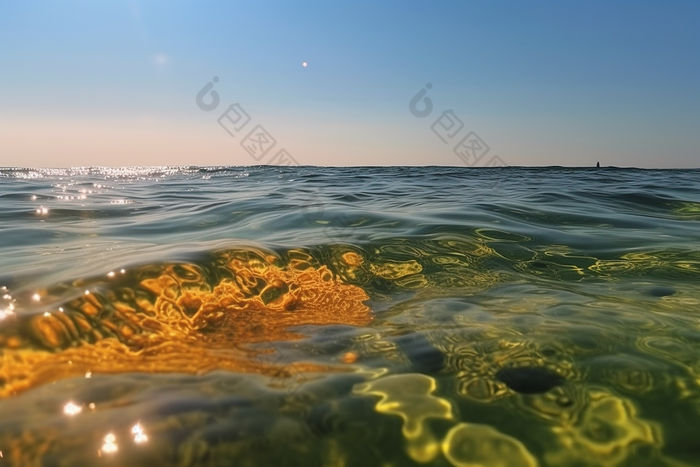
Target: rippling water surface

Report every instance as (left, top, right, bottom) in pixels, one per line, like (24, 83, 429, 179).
(1, 166, 699, 466)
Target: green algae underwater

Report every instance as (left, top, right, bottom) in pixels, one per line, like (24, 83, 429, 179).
(1, 166, 699, 466)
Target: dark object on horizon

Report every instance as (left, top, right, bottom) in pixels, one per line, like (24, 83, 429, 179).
(495, 367, 564, 394)
(597, 161, 600, 167)
(648, 286, 676, 297)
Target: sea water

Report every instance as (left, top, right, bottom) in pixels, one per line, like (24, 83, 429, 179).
(0, 166, 699, 466)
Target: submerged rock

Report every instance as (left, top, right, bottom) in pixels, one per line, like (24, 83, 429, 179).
(495, 367, 564, 394)
(648, 286, 676, 297)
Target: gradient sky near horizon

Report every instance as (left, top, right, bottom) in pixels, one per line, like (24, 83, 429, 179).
(0, 0, 698, 168)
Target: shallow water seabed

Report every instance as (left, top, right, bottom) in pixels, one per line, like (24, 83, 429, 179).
(0, 247, 375, 397)
(1, 244, 700, 466)
(1, 166, 700, 466)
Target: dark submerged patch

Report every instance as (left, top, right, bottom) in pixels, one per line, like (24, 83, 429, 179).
(648, 286, 676, 297)
(496, 367, 564, 394)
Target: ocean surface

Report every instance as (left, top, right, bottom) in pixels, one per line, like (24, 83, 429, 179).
(1, 166, 699, 466)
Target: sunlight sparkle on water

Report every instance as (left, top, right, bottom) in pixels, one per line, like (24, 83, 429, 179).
(63, 402, 82, 416)
(0, 293, 11, 317)
(132, 423, 148, 444)
(101, 433, 118, 454)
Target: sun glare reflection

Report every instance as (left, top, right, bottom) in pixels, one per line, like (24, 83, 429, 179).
(101, 433, 118, 454)
(63, 402, 82, 416)
(132, 423, 148, 444)
(0, 308, 13, 320)
(0, 291, 13, 321)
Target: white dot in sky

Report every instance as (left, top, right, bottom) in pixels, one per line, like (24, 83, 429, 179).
(302, 61, 308, 68)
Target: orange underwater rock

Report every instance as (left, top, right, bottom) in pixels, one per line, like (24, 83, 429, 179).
(0, 254, 373, 397)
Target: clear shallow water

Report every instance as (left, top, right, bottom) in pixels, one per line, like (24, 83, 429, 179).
(0, 166, 699, 466)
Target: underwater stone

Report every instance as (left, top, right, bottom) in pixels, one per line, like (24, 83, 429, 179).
(648, 286, 676, 297)
(495, 367, 564, 394)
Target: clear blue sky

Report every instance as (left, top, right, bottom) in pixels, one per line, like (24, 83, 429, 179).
(0, 0, 698, 167)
